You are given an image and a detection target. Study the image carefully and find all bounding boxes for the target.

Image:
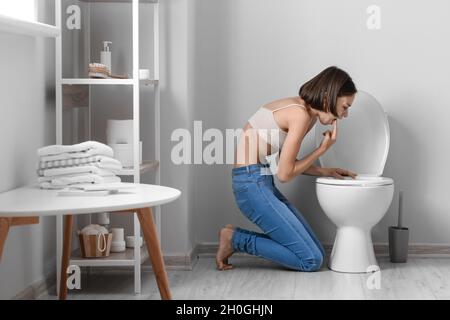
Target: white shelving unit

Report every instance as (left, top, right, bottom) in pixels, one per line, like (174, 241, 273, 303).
(55, 0, 161, 295)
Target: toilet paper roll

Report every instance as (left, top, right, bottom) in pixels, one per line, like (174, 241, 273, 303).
(139, 69, 150, 80)
(110, 142, 143, 168)
(107, 120, 134, 145)
(111, 228, 125, 242)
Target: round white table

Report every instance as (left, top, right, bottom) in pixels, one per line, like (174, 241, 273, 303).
(0, 183, 181, 300)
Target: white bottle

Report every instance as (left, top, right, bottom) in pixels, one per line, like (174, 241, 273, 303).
(97, 212, 111, 232)
(101, 41, 112, 74)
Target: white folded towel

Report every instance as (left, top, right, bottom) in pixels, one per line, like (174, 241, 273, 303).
(40, 165, 116, 178)
(38, 171, 115, 183)
(52, 175, 121, 187)
(40, 150, 116, 163)
(39, 175, 121, 189)
(39, 183, 65, 190)
(38, 141, 113, 158)
(37, 156, 123, 171)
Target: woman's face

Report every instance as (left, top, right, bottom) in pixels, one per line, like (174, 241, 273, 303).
(336, 94, 355, 119)
(317, 94, 355, 125)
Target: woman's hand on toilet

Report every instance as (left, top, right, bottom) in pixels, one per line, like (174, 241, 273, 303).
(322, 167, 357, 179)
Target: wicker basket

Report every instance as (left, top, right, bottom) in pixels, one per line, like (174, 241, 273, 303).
(78, 232, 113, 258)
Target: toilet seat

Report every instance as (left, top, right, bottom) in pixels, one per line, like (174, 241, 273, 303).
(316, 175, 393, 187)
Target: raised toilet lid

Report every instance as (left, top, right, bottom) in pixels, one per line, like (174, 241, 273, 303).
(314, 91, 391, 185)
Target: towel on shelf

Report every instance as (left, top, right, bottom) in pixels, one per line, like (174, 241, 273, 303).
(37, 155, 123, 171)
(39, 165, 116, 178)
(38, 141, 113, 158)
(39, 175, 121, 189)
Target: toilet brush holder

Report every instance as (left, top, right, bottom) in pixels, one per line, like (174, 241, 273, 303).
(388, 226, 409, 263)
(389, 191, 409, 263)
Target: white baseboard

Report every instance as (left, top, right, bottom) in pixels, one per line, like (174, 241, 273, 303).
(195, 242, 450, 258)
(13, 272, 56, 300)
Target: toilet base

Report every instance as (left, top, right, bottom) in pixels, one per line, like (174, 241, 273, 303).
(328, 226, 379, 273)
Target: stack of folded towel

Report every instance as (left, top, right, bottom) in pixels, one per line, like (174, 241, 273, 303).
(37, 141, 124, 190)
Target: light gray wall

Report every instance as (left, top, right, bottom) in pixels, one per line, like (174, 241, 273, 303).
(190, 0, 450, 245)
(0, 0, 56, 299)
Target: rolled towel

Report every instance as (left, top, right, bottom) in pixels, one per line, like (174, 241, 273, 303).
(38, 141, 113, 158)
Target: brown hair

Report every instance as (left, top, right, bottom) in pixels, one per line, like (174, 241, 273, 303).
(299, 66, 357, 117)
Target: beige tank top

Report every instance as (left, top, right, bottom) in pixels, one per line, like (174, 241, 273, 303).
(248, 103, 307, 152)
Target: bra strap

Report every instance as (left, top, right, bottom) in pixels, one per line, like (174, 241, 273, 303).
(271, 104, 306, 113)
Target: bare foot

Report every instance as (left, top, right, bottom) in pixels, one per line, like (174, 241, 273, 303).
(216, 227, 235, 271)
(222, 225, 235, 265)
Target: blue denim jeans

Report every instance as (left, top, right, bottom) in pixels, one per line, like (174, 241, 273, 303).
(231, 163, 325, 272)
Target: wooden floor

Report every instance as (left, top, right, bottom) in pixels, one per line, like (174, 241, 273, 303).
(38, 256, 450, 300)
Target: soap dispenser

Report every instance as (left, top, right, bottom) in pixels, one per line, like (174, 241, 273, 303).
(101, 41, 112, 74)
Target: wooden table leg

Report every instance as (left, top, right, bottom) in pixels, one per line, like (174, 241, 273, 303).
(0, 218, 12, 262)
(59, 215, 73, 300)
(137, 207, 172, 300)
(0, 217, 39, 262)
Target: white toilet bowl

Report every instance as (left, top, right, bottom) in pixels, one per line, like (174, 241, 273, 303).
(314, 91, 394, 273)
(316, 176, 394, 272)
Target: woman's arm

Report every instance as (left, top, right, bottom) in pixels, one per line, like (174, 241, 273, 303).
(303, 164, 325, 176)
(276, 116, 337, 183)
(303, 165, 357, 179)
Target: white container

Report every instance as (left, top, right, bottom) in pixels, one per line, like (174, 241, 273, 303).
(126, 236, 143, 248)
(111, 228, 124, 242)
(139, 69, 150, 80)
(110, 142, 143, 168)
(107, 119, 134, 145)
(97, 213, 110, 227)
(110, 241, 126, 253)
(110, 228, 126, 253)
(100, 41, 112, 74)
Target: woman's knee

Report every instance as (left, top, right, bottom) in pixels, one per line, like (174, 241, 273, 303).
(297, 246, 324, 272)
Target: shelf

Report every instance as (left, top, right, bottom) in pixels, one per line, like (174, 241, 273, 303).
(61, 78, 159, 86)
(70, 245, 148, 267)
(114, 160, 160, 176)
(0, 14, 60, 38)
(140, 79, 160, 86)
(55, 0, 162, 296)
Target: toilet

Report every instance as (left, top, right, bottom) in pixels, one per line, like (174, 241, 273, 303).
(314, 91, 394, 273)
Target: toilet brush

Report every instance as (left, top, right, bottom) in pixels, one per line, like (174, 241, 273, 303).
(389, 191, 410, 263)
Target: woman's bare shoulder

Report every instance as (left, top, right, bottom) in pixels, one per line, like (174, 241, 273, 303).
(264, 97, 311, 133)
(263, 96, 307, 110)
